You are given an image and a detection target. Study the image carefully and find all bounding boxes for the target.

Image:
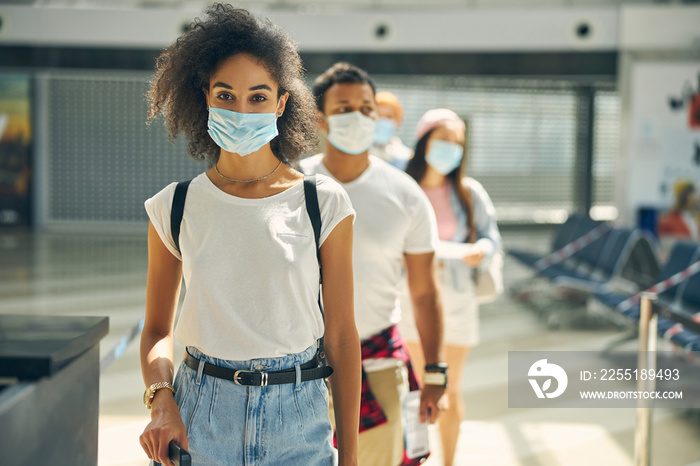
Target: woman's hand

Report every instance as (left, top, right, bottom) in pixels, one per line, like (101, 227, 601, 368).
(139, 392, 188, 466)
(462, 244, 484, 268)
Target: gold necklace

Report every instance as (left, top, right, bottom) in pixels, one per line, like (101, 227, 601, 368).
(215, 160, 282, 183)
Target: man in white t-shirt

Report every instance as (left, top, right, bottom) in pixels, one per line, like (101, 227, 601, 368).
(300, 62, 447, 466)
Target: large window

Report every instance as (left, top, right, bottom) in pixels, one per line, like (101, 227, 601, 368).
(373, 76, 618, 223)
(41, 71, 200, 226)
(592, 90, 620, 220)
(30, 71, 618, 227)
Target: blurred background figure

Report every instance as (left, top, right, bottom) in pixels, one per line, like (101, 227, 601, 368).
(372, 91, 412, 170)
(658, 178, 700, 240)
(400, 109, 502, 466)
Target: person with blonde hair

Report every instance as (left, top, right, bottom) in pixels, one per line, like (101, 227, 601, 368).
(659, 178, 700, 240)
(372, 91, 413, 170)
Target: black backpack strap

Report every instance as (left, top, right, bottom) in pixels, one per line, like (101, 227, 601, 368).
(170, 180, 192, 256)
(303, 175, 323, 285)
(303, 175, 328, 365)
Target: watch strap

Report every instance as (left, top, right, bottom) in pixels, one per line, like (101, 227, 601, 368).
(144, 382, 176, 410)
(424, 363, 448, 373)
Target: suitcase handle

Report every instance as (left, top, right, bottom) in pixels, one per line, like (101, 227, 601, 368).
(153, 440, 191, 466)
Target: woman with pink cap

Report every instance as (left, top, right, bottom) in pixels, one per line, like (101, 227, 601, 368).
(400, 108, 502, 466)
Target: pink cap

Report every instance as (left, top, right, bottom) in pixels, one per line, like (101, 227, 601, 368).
(415, 108, 466, 141)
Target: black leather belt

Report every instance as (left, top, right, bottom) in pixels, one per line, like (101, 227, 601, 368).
(184, 351, 333, 386)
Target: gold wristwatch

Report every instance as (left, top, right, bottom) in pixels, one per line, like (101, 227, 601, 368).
(143, 382, 176, 410)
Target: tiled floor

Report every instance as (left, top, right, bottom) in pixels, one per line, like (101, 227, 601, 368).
(2, 226, 699, 466)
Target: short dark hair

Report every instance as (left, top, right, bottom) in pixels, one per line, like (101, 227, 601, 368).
(147, 4, 317, 164)
(312, 62, 377, 113)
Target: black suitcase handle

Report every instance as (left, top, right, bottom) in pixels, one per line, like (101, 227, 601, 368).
(154, 440, 191, 466)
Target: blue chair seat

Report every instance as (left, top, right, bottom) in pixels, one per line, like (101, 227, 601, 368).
(508, 250, 543, 268)
(538, 262, 580, 280)
(506, 214, 589, 272)
(593, 291, 630, 310)
(668, 329, 700, 350)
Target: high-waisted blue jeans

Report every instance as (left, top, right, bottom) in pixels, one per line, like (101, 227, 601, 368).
(158, 343, 336, 466)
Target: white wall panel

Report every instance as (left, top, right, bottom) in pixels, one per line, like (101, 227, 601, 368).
(0, 5, 618, 52)
(622, 61, 700, 223)
(620, 5, 700, 51)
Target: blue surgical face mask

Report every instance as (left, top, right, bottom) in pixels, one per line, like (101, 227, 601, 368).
(374, 117, 396, 146)
(207, 106, 279, 156)
(327, 111, 377, 155)
(425, 139, 463, 175)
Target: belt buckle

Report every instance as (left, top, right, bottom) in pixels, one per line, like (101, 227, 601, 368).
(233, 370, 268, 387)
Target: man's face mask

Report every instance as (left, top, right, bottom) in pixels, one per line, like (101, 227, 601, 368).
(326, 111, 377, 155)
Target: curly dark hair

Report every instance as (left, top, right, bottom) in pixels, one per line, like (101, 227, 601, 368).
(312, 62, 376, 113)
(148, 4, 317, 164)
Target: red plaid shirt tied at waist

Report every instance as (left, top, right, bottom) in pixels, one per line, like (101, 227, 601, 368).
(360, 325, 428, 465)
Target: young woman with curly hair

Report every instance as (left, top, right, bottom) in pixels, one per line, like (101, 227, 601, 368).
(139, 5, 360, 465)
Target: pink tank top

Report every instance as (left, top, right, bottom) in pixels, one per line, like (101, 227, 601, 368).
(423, 182, 458, 241)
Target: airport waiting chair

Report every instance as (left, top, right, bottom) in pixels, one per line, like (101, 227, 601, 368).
(657, 254, 700, 351)
(618, 233, 662, 290)
(536, 227, 657, 329)
(594, 241, 700, 351)
(509, 216, 616, 327)
(657, 317, 700, 351)
(551, 228, 658, 294)
(537, 227, 610, 280)
(538, 226, 615, 280)
(509, 215, 658, 329)
(509, 216, 607, 285)
(677, 260, 700, 316)
(594, 241, 700, 319)
(507, 213, 586, 269)
(535, 217, 608, 276)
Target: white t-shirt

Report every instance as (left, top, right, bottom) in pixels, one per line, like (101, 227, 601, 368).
(371, 137, 412, 170)
(300, 155, 438, 341)
(144, 172, 355, 361)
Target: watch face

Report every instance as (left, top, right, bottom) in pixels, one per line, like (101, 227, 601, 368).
(423, 371, 448, 387)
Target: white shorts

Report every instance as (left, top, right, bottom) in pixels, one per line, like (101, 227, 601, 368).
(398, 265, 480, 347)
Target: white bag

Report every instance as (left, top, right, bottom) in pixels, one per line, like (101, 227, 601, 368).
(476, 250, 504, 303)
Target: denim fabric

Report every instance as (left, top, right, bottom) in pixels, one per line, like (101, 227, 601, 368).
(156, 343, 336, 466)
